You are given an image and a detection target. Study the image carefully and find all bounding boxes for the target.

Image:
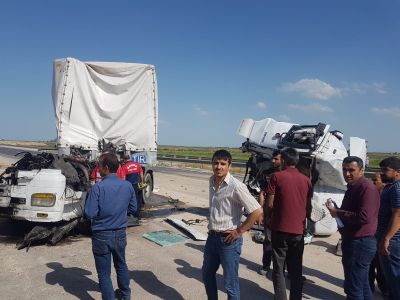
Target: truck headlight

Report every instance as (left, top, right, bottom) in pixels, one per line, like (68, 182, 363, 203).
(31, 193, 56, 207)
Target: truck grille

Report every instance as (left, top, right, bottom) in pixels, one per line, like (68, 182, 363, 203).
(10, 197, 26, 205)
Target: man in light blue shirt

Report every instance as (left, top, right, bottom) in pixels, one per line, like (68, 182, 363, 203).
(85, 153, 137, 300)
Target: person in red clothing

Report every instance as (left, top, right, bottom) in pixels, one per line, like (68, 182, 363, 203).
(266, 147, 312, 300)
(121, 155, 144, 217)
(90, 159, 126, 185)
(121, 155, 144, 186)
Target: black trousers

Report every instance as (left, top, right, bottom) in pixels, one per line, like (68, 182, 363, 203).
(369, 252, 387, 294)
(271, 231, 304, 300)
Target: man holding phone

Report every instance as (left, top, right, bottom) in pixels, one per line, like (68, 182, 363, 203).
(326, 156, 380, 299)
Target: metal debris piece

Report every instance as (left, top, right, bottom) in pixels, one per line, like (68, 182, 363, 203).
(165, 218, 207, 241)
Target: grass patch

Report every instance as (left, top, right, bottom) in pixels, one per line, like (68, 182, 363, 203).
(368, 152, 400, 169)
(158, 145, 250, 161)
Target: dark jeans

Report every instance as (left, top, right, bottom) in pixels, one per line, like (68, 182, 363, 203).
(202, 235, 243, 300)
(92, 229, 131, 300)
(271, 231, 304, 300)
(132, 184, 142, 217)
(262, 235, 272, 271)
(379, 238, 400, 300)
(368, 252, 387, 294)
(341, 236, 376, 300)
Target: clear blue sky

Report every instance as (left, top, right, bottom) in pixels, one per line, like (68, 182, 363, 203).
(1, 1, 399, 152)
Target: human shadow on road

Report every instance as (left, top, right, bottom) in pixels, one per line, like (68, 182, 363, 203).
(45, 262, 98, 300)
(302, 279, 345, 299)
(311, 240, 337, 255)
(174, 258, 272, 299)
(186, 242, 344, 299)
(303, 265, 343, 288)
(185, 242, 260, 272)
(184, 206, 209, 217)
(130, 270, 184, 299)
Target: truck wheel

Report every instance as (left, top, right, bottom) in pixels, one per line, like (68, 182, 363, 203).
(142, 172, 153, 203)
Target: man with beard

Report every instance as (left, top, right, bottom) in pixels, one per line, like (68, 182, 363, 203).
(257, 149, 282, 276)
(377, 157, 400, 299)
(326, 156, 380, 299)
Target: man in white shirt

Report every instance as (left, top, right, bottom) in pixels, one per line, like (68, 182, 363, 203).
(202, 149, 262, 300)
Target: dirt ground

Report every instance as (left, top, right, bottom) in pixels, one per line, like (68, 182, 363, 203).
(0, 156, 385, 300)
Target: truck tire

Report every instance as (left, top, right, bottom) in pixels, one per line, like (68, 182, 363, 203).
(142, 172, 153, 203)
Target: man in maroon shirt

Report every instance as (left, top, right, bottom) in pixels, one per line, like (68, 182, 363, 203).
(326, 156, 380, 300)
(266, 148, 312, 300)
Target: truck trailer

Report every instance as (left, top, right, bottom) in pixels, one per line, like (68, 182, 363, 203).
(0, 58, 158, 248)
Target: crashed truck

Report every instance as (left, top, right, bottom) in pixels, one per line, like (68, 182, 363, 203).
(237, 117, 367, 236)
(0, 57, 158, 248)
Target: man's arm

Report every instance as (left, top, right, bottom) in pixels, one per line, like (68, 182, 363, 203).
(379, 208, 400, 255)
(127, 185, 138, 216)
(266, 194, 275, 219)
(257, 191, 265, 225)
(306, 185, 313, 218)
(139, 171, 144, 184)
(84, 185, 100, 219)
(332, 185, 379, 227)
(224, 207, 262, 244)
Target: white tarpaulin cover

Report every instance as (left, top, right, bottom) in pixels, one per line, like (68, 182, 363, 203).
(52, 57, 158, 151)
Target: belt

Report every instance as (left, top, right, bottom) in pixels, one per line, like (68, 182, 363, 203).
(208, 230, 230, 237)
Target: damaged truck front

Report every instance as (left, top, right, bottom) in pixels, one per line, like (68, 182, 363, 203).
(0, 58, 158, 247)
(237, 117, 367, 237)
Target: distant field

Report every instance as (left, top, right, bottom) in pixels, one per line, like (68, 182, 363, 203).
(158, 145, 250, 161)
(0, 141, 398, 168)
(368, 152, 400, 168)
(158, 147, 399, 168)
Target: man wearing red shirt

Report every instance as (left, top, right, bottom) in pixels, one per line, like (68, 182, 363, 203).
(122, 155, 144, 217)
(326, 156, 380, 299)
(90, 165, 125, 184)
(266, 148, 312, 300)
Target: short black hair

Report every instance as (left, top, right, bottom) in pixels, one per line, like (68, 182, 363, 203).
(99, 153, 119, 173)
(379, 157, 400, 171)
(212, 149, 232, 164)
(343, 156, 364, 169)
(272, 149, 282, 157)
(281, 148, 299, 166)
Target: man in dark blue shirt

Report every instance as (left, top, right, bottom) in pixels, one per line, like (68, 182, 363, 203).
(85, 153, 137, 300)
(377, 157, 400, 300)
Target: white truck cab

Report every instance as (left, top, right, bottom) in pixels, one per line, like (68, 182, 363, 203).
(237, 117, 367, 236)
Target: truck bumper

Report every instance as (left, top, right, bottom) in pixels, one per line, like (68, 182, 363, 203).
(5, 207, 63, 222)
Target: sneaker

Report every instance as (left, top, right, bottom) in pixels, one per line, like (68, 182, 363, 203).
(335, 239, 343, 256)
(258, 268, 269, 276)
(115, 289, 131, 300)
(115, 289, 122, 300)
(254, 231, 265, 243)
(286, 274, 307, 282)
(304, 233, 313, 245)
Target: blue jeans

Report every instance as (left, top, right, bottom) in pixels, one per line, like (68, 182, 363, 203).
(379, 238, 400, 300)
(341, 236, 376, 300)
(202, 235, 243, 300)
(92, 229, 131, 300)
